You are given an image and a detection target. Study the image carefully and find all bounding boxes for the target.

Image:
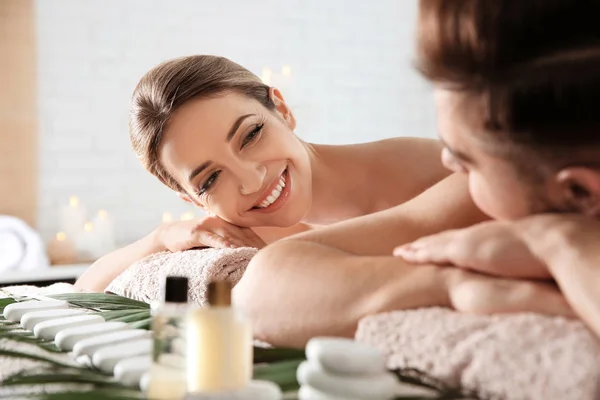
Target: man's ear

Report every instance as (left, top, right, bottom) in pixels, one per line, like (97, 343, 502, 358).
(269, 87, 296, 130)
(555, 167, 600, 217)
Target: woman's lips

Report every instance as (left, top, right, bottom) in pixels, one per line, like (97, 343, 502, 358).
(250, 169, 291, 214)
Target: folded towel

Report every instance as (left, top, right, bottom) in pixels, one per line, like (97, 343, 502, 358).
(0, 216, 49, 274)
(355, 307, 600, 400)
(105, 248, 257, 305)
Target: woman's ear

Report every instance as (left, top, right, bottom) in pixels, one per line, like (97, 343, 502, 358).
(555, 167, 600, 217)
(269, 87, 296, 130)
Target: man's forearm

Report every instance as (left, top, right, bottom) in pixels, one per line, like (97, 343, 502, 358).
(518, 217, 600, 337)
(234, 240, 453, 348)
(548, 256, 600, 337)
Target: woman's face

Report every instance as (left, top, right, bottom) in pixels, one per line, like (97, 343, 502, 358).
(159, 90, 313, 228)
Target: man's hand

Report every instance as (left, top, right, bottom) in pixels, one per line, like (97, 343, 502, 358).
(394, 221, 551, 279)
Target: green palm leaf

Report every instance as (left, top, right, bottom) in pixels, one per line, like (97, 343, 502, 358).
(0, 298, 16, 315)
(1, 368, 122, 387)
(0, 293, 465, 399)
(254, 359, 304, 393)
(0, 349, 77, 369)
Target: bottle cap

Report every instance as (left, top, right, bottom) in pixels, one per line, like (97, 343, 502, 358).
(163, 276, 189, 303)
(207, 281, 232, 306)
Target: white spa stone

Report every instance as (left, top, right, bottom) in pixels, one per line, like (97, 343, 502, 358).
(54, 321, 130, 351)
(33, 314, 105, 341)
(21, 309, 87, 331)
(298, 385, 349, 400)
(92, 338, 152, 373)
(114, 355, 152, 387)
(306, 337, 386, 376)
(72, 329, 151, 358)
(185, 380, 282, 400)
(139, 371, 150, 392)
(296, 361, 396, 400)
(3, 300, 68, 322)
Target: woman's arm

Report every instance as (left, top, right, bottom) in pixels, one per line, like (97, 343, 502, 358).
(236, 242, 458, 348)
(518, 215, 600, 337)
(76, 216, 267, 292)
(75, 231, 164, 292)
(287, 173, 489, 255)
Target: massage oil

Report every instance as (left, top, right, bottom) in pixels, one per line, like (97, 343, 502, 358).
(186, 281, 253, 393)
(147, 276, 189, 399)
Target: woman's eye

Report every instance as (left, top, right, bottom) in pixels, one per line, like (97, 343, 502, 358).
(199, 171, 221, 194)
(241, 124, 264, 148)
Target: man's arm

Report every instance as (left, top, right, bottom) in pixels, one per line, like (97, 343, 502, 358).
(518, 216, 600, 337)
(234, 174, 488, 347)
(289, 173, 489, 255)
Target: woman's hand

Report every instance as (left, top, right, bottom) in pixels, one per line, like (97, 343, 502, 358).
(155, 215, 267, 252)
(394, 221, 551, 279)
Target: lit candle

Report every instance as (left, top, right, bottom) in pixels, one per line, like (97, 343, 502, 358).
(261, 67, 272, 86)
(272, 65, 295, 104)
(46, 232, 78, 265)
(92, 209, 116, 257)
(60, 196, 86, 244)
(162, 212, 173, 223)
(78, 221, 108, 261)
(180, 212, 195, 221)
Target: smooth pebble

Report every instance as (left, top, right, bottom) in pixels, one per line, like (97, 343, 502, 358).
(114, 355, 152, 387)
(72, 329, 151, 358)
(21, 309, 87, 331)
(3, 300, 68, 322)
(33, 314, 105, 341)
(298, 385, 350, 400)
(55, 321, 130, 351)
(306, 337, 386, 376)
(92, 338, 152, 373)
(297, 361, 396, 400)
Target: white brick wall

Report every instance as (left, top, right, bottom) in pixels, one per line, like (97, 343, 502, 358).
(35, 0, 437, 246)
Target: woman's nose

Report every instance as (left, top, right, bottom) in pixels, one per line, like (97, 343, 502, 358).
(238, 163, 267, 195)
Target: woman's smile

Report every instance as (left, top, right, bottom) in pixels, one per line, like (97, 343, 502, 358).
(249, 168, 291, 214)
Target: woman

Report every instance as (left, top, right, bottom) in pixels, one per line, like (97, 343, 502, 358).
(76, 55, 475, 292)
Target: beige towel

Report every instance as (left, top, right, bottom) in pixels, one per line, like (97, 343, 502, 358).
(355, 307, 600, 400)
(105, 248, 257, 305)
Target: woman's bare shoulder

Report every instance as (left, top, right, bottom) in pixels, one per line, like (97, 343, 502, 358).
(331, 137, 442, 155)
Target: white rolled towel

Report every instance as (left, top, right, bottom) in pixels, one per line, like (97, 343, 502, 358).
(0, 216, 49, 274)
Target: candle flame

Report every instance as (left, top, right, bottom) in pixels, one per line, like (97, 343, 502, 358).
(56, 232, 66, 241)
(69, 196, 79, 207)
(84, 222, 94, 232)
(282, 65, 292, 76)
(162, 212, 173, 223)
(180, 212, 194, 221)
(98, 209, 108, 219)
(261, 67, 272, 85)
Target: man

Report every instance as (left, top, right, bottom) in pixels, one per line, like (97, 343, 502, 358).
(234, 0, 594, 347)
